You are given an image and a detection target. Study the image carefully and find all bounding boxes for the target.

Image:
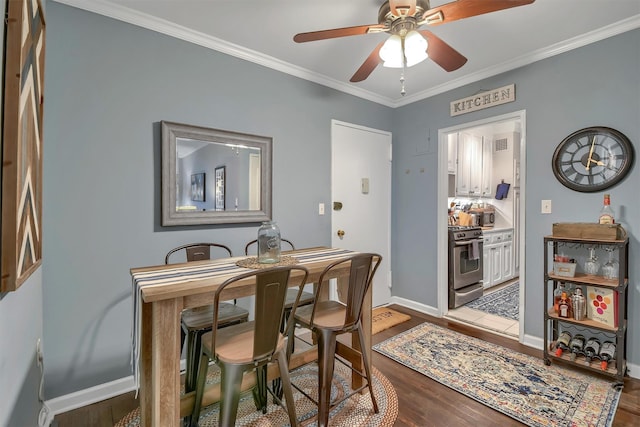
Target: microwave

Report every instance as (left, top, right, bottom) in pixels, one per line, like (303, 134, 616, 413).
(480, 210, 495, 227)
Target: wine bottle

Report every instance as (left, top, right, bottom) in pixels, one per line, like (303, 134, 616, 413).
(599, 341, 616, 371)
(583, 337, 601, 363)
(554, 331, 572, 357)
(568, 334, 585, 361)
(598, 193, 615, 224)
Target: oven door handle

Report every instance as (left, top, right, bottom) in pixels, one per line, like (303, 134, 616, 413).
(454, 238, 483, 246)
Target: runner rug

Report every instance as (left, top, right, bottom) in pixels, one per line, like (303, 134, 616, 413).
(115, 362, 397, 427)
(373, 322, 621, 427)
(466, 281, 519, 320)
(371, 306, 411, 335)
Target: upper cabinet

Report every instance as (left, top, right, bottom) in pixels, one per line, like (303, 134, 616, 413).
(447, 133, 457, 174)
(456, 132, 492, 196)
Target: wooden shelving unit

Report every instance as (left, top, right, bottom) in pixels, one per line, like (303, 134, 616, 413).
(543, 235, 628, 386)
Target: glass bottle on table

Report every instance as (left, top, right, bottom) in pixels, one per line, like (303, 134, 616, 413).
(257, 221, 281, 264)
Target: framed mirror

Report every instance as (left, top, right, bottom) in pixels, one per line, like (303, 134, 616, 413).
(161, 121, 272, 226)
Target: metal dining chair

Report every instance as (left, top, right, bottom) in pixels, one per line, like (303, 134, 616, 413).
(190, 265, 309, 427)
(244, 238, 315, 328)
(244, 238, 315, 408)
(287, 252, 382, 427)
(164, 243, 250, 399)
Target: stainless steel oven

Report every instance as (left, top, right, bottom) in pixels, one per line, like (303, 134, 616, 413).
(448, 226, 484, 308)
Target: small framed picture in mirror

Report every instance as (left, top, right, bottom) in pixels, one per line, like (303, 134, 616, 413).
(215, 166, 225, 210)
(191, 173, 205, 202)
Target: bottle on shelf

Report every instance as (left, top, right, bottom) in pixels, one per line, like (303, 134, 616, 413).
(554, 331, 572, 357)
(598, 193, 615, 224)
(599, 341, 616, 371)
(553, 283, 567, 314)
(558, 292, 573, 319)
(583, 337, 601, 363)
(568, 334, 586, 361)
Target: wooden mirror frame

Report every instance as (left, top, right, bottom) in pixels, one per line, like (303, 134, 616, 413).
(161, 121, 272, 226)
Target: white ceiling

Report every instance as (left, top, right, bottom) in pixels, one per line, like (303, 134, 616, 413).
(54, 0, 640, 107)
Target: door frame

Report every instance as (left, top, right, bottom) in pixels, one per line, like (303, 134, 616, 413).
(437, 110, 527, 341)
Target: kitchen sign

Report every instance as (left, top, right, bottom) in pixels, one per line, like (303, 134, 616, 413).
(450, 84, 515, 116)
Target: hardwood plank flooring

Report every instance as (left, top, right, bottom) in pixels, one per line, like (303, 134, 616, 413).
(53, 305, 640, 426)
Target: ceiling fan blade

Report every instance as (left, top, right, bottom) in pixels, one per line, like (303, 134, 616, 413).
(294, 24, 386, 43)
(350, 41, 385, 83)
(419, 30, 467, 72)
(389, 0, 417, 17)
(422, 0, 535, 26)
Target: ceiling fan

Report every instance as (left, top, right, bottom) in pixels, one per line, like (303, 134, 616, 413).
(294, 0, 536, 93)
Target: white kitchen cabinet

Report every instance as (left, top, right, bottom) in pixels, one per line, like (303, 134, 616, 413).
(483, 229, 513, 289)
(456, 132, 492, 196)
(448, 134, 457, 174)
(502, 231, 513, 281)
(480, 138, 493, 196)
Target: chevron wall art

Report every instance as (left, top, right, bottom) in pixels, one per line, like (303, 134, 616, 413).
(2, 0, 45, 292)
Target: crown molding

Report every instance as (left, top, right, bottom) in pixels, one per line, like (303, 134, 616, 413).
(52, 1, 639, 108)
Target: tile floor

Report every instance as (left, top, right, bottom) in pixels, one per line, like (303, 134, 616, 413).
(446, 281, 519, 339)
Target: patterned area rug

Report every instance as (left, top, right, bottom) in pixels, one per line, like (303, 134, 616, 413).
(373, 322, 621, 427)
(115, 363, 397, 427)
(466, 281, 519, 320)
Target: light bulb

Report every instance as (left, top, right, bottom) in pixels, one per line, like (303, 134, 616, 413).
(379, 34, 404, 68)
(404, 30, 428, 67)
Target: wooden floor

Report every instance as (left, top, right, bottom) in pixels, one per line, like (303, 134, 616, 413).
(53, 305, 640, 426)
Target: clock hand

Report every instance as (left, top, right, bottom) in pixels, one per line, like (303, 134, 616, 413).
(585, 135, 597, 171)
(588, 158, 615, 170)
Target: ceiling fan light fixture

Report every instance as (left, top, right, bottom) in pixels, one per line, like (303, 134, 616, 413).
(404, 30, 428, 67)
(379, 34, 404, 68)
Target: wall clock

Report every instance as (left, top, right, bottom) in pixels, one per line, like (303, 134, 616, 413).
(551, 126, 635, 193)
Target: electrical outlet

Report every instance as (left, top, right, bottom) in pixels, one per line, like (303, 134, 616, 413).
(541, 199, 552, 214)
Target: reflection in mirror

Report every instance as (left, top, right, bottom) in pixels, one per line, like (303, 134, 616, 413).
(162, 121, 272, 226)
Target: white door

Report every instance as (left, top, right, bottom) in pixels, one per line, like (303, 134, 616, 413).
(331, 120, 392, 307)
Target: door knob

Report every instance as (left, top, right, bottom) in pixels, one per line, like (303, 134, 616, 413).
(337, 229, 345, 238)
(333, 202, 343, 211)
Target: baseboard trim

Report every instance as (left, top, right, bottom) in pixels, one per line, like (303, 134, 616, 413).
(389, 296, 440, 317)
(43, 359, 187, 423)
(45, 376, 136, 421)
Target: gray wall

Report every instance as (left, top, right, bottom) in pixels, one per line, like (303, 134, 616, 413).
(40, 2, 391, 398)
(393, 29, 639, 358)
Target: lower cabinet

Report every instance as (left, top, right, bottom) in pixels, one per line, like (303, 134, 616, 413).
(483, 229, 514, 289)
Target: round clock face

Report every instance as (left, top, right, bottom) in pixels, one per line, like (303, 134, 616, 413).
(552, 126, 635, 193)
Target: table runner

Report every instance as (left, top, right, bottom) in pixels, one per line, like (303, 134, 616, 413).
(130, 247, 354, 392)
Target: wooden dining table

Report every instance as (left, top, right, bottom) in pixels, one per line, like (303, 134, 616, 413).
(130, 247, 374, 426)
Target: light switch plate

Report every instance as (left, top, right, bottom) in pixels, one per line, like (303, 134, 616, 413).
(318, 203, 325, 215)
(541, 199, 552, 214)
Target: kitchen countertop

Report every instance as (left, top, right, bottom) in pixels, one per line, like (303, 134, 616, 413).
(481, 226, 513, 232)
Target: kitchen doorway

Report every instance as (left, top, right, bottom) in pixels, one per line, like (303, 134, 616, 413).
(437, 111, 526, 342)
